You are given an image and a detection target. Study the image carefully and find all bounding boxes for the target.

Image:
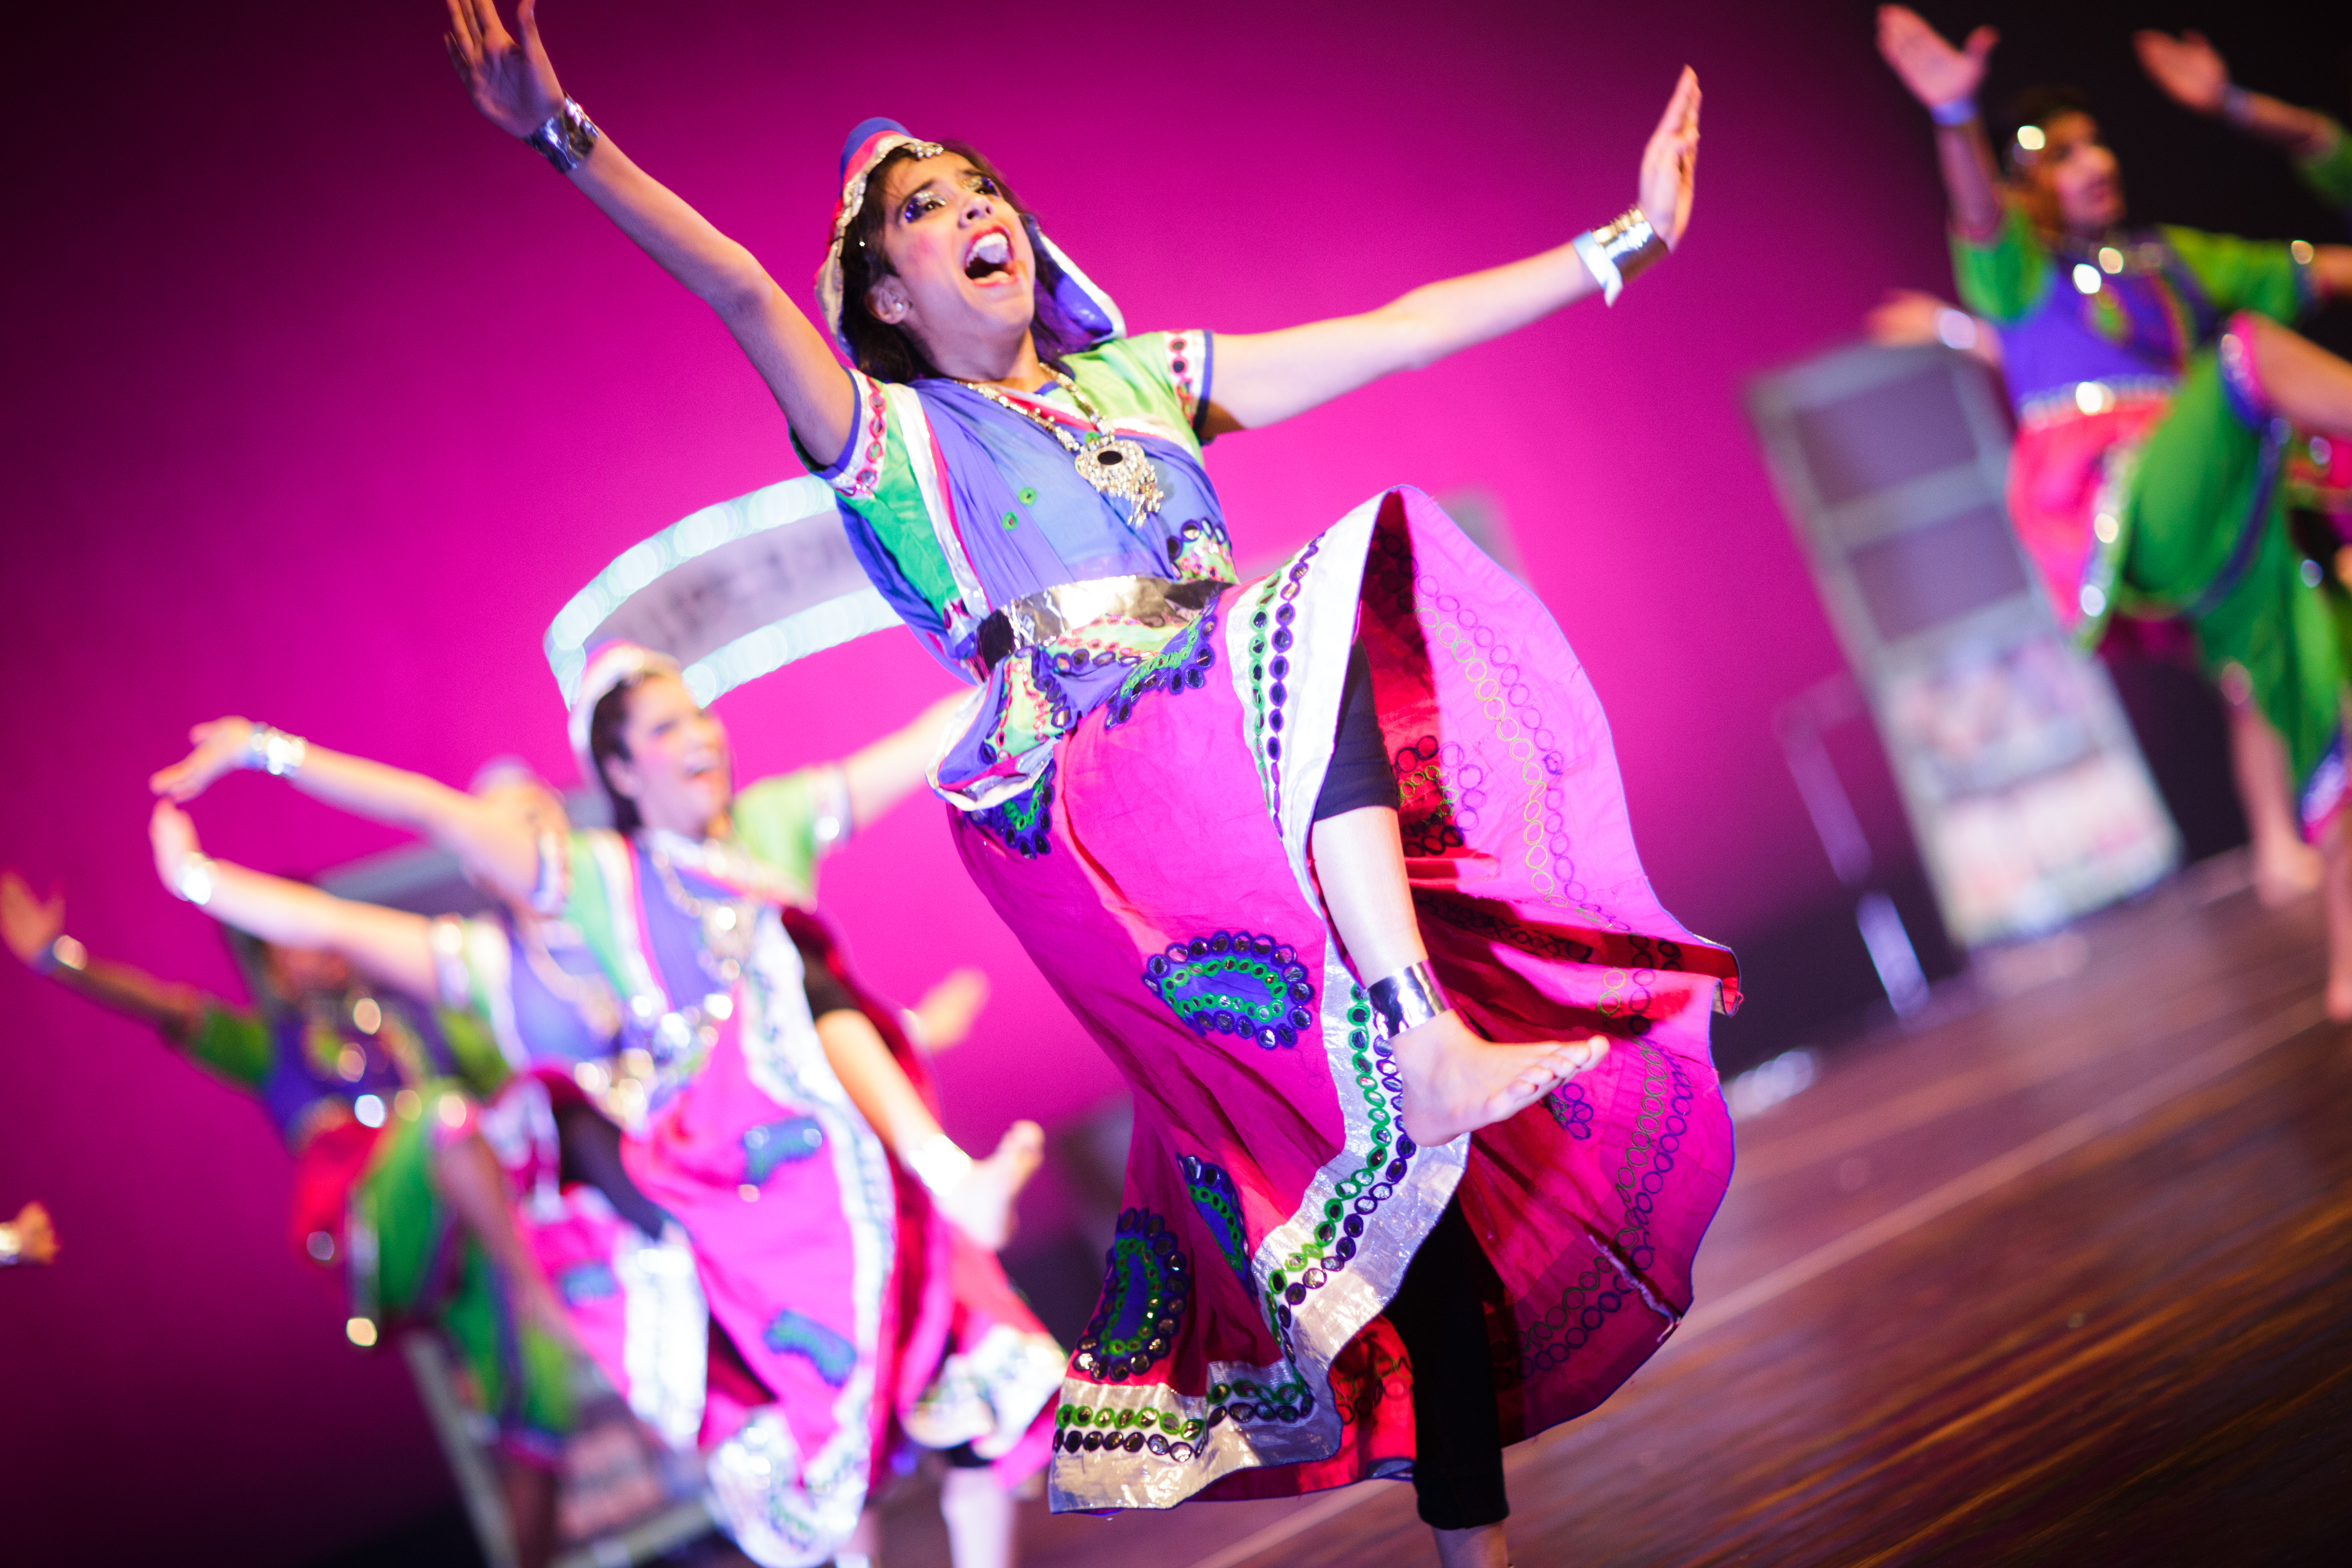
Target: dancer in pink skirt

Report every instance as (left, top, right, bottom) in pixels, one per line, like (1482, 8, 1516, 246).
(445, 4, 1734, 1562)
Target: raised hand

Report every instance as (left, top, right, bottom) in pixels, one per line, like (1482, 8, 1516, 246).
(1639, 67, 1702, 249)
(2135, 30, 2230, 115)
(0, 870, 65, 967)
(149, 717, 256, 802)
(1877, 6, 1996, 112)
(149, 800, 204, 894)
(910, 966, 991, 1052)
(445, 0, 566, 138)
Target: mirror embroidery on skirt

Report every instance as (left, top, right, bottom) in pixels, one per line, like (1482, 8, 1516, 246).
(1071, 1208, 1190, 1382)
(762, 1308, 860, 1387)
(970, 759, 1056, 859)
(1179, 1154, 1256, 1303)
(1140, 930, 1315, 1049)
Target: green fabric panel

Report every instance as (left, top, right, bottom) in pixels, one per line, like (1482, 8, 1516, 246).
(802, 383, 964, 620)
(1068, 332, 1202, 457)
(356, 1111, 448, 1316)
(437, 1238, 581, 1445)
(562, 832, 629, 993)
(2297, 122, 2352, 212)
(186, 1002, 273, 1089)
(434, 1005, 512, 1100)
(732, 768, 821, 895)
(1951, 206, 2051, 323)
(2159, 225, 2307, 321)
(2125, 350, 2343, 784)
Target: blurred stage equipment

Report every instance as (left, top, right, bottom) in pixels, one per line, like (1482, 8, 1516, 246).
(1748, 342, 2178, 958)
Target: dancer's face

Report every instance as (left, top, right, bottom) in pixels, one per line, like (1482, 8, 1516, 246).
(2018, 112, 2124, 236)
(602, 673, 733, 837)
(864, 152, 1039, 371)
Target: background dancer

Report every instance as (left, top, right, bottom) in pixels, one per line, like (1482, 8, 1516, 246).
(0, 853, 580, 1568)
(152, 682, 1060, 1568)
(442, 6, 1733, 1566)
(1876, 4, 2352, 1013)
(0, 1201, 58, 1268)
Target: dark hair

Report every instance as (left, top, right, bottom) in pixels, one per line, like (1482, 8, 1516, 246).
(836, 139, 1094, 383)
(2005, 83, 2097, 151)
(589, 678, 646, 835)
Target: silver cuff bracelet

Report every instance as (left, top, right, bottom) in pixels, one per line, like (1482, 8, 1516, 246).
(1367, 960, 1452, 1038)
(905, 1132, 976, 1200)
(245, 725, 308, 778)
(174, 852, 218, 907)
(1572, 206, 1669, 307)
(526, 97, 601, 173)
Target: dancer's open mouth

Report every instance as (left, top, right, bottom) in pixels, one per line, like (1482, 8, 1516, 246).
(964, 229, 1013, 281)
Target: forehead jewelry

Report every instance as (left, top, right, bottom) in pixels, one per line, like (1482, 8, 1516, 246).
(959, 373, 1166, 522)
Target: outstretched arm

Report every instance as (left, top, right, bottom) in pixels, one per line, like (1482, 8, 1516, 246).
(1206, 69, 1700, 431)
(1877, 7, 2005, 242)
(2135, 31, 2343, 163)
(3, 869, 206, 1040)
(443, 0, 854, 459)
(148, 802, 442, 1003)
(841, 693, 969, 831)
(150, 718, 541, 907)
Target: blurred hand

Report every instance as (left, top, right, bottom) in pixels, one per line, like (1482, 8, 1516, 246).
(149, 717, 255, 802)
(1877, 6, 1997, 111)
(2134, 30, 2230, 115)
(445, 0, 568, 138)
(0, 871, 65, 966)
(149, 800, 203, 894)
(1638, 68, 1702, 249)
(911, 966, 991, 1052)
(4, 1201, 58, 1266)
(1866, 288, 1959, 347)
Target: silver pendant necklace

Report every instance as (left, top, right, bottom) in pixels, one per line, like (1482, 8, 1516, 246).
(962, 371, 1166, 521)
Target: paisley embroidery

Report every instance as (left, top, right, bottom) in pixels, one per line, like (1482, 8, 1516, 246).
(1180, 1154, 1256, 1303)
(1071, 1209, 1190, 1383)
(742, 1117, 825, 1185)
(762, 1309, 860, 1387)
(1141, 931, 1316, 1050)
(970, 759, 1056, 860)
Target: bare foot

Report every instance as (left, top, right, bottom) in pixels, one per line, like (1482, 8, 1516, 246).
(1392, 1011, 1608, 1146)
(2254, 840, 2323, 908)
(937, 1120, 1045, 1250)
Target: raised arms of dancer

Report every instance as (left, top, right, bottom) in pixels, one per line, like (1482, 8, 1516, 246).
(445, 1, 1697, 439)
(842, 692, 968, 831)
(2135, 31, 2344, 165)
(3, 867, 205, 1041)
(151, 718, 543, 905)
(1876, 7, 2005, 241)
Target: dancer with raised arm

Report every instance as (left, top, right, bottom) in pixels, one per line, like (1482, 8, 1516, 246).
(0, 855, 581, 1568)
(1877, 5, 2352, 1014)
(443, 6, 1737, 1563)
(2135, 29, 2352, 219)
(151, 692, 1059, 1568)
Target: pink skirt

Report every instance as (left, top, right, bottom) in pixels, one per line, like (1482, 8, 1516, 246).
(951, 488, 1740, 1512)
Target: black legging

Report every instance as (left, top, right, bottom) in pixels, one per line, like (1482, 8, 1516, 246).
(1313, 643, 1508, 1531)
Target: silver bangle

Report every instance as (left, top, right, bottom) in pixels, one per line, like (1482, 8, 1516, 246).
(2219, 85, 2254, 127)
(1928, 96, 1979, 127)
(428, 916, 474, 1009)
(525, 97, 601, 173)
(1367, 960, 1453, 1038)
(36, 934, 87, 975)
(1572, 207, 1669, 307)
(244, 725, 308, 778)
(904, 1132, 975, 1200)
(529, 828, 570, 917)
(810, 763, 853, 856)
(173, 853, 218, 907)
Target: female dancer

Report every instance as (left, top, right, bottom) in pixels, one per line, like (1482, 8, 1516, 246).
(443, 6, 1736, 1564)
(1876, 7, 2352, 1013)
(152, 695, 1061, 1568)
(0, 857, 580, 1567)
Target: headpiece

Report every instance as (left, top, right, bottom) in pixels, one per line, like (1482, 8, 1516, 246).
(567, 641, 682, 785)
(813, 116, 1125, 357)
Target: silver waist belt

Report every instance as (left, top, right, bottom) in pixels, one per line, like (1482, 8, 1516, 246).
(977, 575, 1229, 671)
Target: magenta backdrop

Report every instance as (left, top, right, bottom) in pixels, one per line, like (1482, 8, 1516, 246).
(0, 1, 1947, 1558)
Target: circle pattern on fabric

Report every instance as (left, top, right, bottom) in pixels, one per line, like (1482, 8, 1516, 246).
(1141, 931, 1315, 1049)
(1072, 1208, 1190, 1382)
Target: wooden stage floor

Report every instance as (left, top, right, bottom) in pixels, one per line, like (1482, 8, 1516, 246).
(878, 855, 2352, 1566)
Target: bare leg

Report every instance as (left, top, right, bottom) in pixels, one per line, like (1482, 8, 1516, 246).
(2322, 813, 2352, 1022)
(500, 1459, 559, 1568)
(1310, 806, 1608, 1146)
(1432, 1523, 1509, 1568)
(433, 1129, 575, 1342)
(2226, 694, 2323, 905)
(2243, 316, 2352, 433)
(836, 1506, 882, 1568)
(939, 1465, 1017, 1568)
